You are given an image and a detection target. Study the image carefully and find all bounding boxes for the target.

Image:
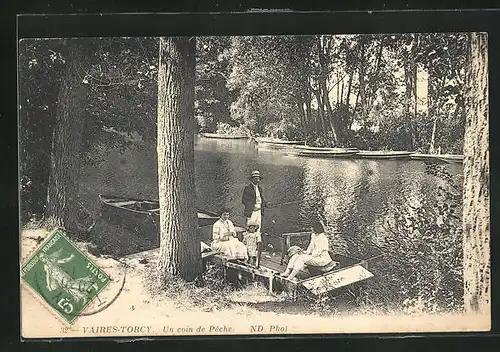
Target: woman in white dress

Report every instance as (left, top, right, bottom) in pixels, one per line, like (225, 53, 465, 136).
(279, 221, 336, 280)
(211, 209, 248, 260)
(303, 221, 334, 267)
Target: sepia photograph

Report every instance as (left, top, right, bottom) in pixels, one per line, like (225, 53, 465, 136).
(18, 29, 490, 338)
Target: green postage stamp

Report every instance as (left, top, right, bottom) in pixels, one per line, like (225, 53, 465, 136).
(21, 229, 111, 324)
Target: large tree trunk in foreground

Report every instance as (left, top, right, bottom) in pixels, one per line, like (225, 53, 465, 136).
(156, 37, 200, 282)
(46, 45, 88, 230)
(463, 32, 490, 315)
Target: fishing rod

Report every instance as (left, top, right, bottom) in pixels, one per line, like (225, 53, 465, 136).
(339, 233, 387, 260)
(266, 200, 302, 209)
(363, 253, 386, 263)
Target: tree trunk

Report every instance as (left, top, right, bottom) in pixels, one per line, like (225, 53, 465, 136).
(340, 76, 344, 109)
(453, 94, 466, 154)
(45, 45, 89, 230)
(367, 39, 384, 108)
(336, 67, 341, 108)
(297, 98, 306, 135)
(404, 61, 415, 150)
(312, 88, 325, 137)
(156, 37, 200, 282)
(353, 90, 360, 114)
(305, 87, 313, 134)
(428, 74, 436, 152)
(345, 71, 353, 109)
(322, 79, 341, 145)
(429, 117, 437, 154)
(404, 64, 412, 117)
(359, 52, 368, 122)
(412, 35, 420, 121)
(463, 32, 490, 316)
(317, 36, 341, 145)
(429, 78, 446, 154)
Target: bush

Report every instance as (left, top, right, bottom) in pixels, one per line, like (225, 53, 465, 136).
(215, 122, 250, 136)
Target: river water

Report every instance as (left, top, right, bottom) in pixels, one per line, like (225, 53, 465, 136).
(80, 137, 464, 313)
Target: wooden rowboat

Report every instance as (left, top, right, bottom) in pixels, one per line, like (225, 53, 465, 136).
(255, 137, 305, 146)
(201, 133, 248, 140)
(409, 153, 464, 164)
(98, 194, 246, 245)
(99, 194, 221, 228)
(286, 149, 360, 158)
(263, 231, 376, 297)
(294, 145, 359, 152)
(226, 249, 375, 298)
(355, 151, 413, 159)
(125, 230, 376, 298)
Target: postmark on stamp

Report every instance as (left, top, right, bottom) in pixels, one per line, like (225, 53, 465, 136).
(21, 228, 111, 324)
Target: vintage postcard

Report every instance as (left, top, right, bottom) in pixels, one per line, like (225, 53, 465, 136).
(19, 30, 490, 338)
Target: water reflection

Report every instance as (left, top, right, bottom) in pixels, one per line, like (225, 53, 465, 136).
(195, 139, 306, 233)
(301, 159, 365, 255)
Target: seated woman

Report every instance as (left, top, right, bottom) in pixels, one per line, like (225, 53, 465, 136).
(211, 208, 248, 260)
(303, 221, 337, 274)
(279, 246, 311, 281)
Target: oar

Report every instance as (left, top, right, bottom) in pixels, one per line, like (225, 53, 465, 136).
(363, 253, 386, 263)
(229, 201, 301, 230)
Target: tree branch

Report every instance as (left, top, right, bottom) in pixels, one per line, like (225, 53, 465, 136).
(328, 72, 348, 93)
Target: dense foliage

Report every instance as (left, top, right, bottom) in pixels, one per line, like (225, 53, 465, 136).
(381, 163, 463, 313)
(225, 34, 466, 151)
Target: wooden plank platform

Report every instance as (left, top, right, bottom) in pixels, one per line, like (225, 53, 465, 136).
(259, 252, 286, 272)
(123, 242, 375, 298)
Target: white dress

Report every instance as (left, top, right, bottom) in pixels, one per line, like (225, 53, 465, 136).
(284, 253, 310, 279)
(303, 232, 333, 267)
(242, 231, 262, 257)
(286, 253, 308, 272)
(211, 219, 248, 260)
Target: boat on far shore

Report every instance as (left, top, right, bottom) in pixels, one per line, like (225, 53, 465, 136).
(255, 138, 305, 151)
(286, 148, 359, 158)
(294, 145, 359, 152)
(201, 133, 249, 139)
(355, 151, 413, 159)
(255, 137, 305, 146)
(409, 153, 464, 164)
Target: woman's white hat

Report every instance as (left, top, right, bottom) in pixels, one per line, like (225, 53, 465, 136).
(287, 246, 303, 256)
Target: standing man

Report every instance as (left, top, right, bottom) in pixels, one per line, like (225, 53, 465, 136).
(242, 170, 266, 237)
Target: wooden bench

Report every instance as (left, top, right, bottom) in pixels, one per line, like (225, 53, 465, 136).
(201, 250, 217, 260)
(276, 231, 311, 264)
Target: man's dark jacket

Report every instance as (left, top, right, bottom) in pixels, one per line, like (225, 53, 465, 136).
(242, 183, 266, 218)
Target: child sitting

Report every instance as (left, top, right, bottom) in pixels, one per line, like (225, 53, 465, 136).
(242, 222, 262, 266)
